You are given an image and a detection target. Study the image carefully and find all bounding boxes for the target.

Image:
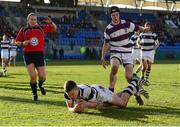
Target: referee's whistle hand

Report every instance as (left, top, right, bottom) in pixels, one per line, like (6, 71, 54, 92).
(23, 40, 30, 46)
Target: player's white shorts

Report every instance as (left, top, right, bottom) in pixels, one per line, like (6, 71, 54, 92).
(141, 50, 155, 63)
(110, 53, 133, 65)
(1, 49, 9, 59)
(132, 48, 141, 62)
(10, 51, 17, 57)
(91, 85, 113, 104)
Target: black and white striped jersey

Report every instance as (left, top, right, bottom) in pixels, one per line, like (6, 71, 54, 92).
(139, 32, 159, 51)
(10, 44, 17, 51)
(0, 41, 10, 49)
(64, 84, 98, 101)
(129, 34, 139, 49)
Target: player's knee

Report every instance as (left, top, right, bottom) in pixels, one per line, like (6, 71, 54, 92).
(39, 76, 46, 81)
(30, 75, 36, 82)
(38, 73, 46, 81)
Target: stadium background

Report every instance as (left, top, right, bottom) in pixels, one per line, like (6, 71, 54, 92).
(0, 0, 180, 61)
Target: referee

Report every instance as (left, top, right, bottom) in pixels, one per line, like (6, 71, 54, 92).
(15, 13, 57, 101)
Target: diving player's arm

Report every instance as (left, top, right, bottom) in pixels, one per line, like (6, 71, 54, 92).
(64, 91, 85, 113)
(66, 100, 98, 112)
(78, 100, 98, 109)
(66, 99, 80, 112)
(65, 100, 89, 112)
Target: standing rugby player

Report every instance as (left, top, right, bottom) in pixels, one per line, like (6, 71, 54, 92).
(130, 31, 142, 74)
(9, 37, 17, 67)
(0, 33, 10, 76)
(138, 22, 159, 85)
(101, 6, 150, 105)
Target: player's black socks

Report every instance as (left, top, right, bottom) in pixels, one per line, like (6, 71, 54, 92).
(30, 82, 37, 95)
(109, 88, 114, 92)
(39, 80, 45, 87)
(30, 82, 38, 101)
(38, 80, 46, 95)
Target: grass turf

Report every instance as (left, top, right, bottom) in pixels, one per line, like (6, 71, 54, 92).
(0, 60, 180, 126)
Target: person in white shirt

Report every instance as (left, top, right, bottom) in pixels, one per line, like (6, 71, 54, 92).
(0, 33, 10, 76)
(64, 74, 149, 113)
(101, 6, 150, 105)
(9, 37, 17, 67)
(138, 22, 159, 85)
(130, 31, 142, 74)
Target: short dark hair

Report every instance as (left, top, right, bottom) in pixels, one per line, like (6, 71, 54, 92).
(109, 6, 120, 15)
(145, 22, 151, 27)
(64, 80, 77, 92)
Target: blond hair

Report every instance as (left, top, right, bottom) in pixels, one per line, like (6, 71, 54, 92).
(27, 13, 36, 21)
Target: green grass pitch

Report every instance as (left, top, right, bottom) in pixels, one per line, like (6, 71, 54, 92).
(0, 60, 180, 126)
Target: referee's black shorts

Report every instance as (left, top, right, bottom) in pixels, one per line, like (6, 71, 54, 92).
(23, 52, 45, 67)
